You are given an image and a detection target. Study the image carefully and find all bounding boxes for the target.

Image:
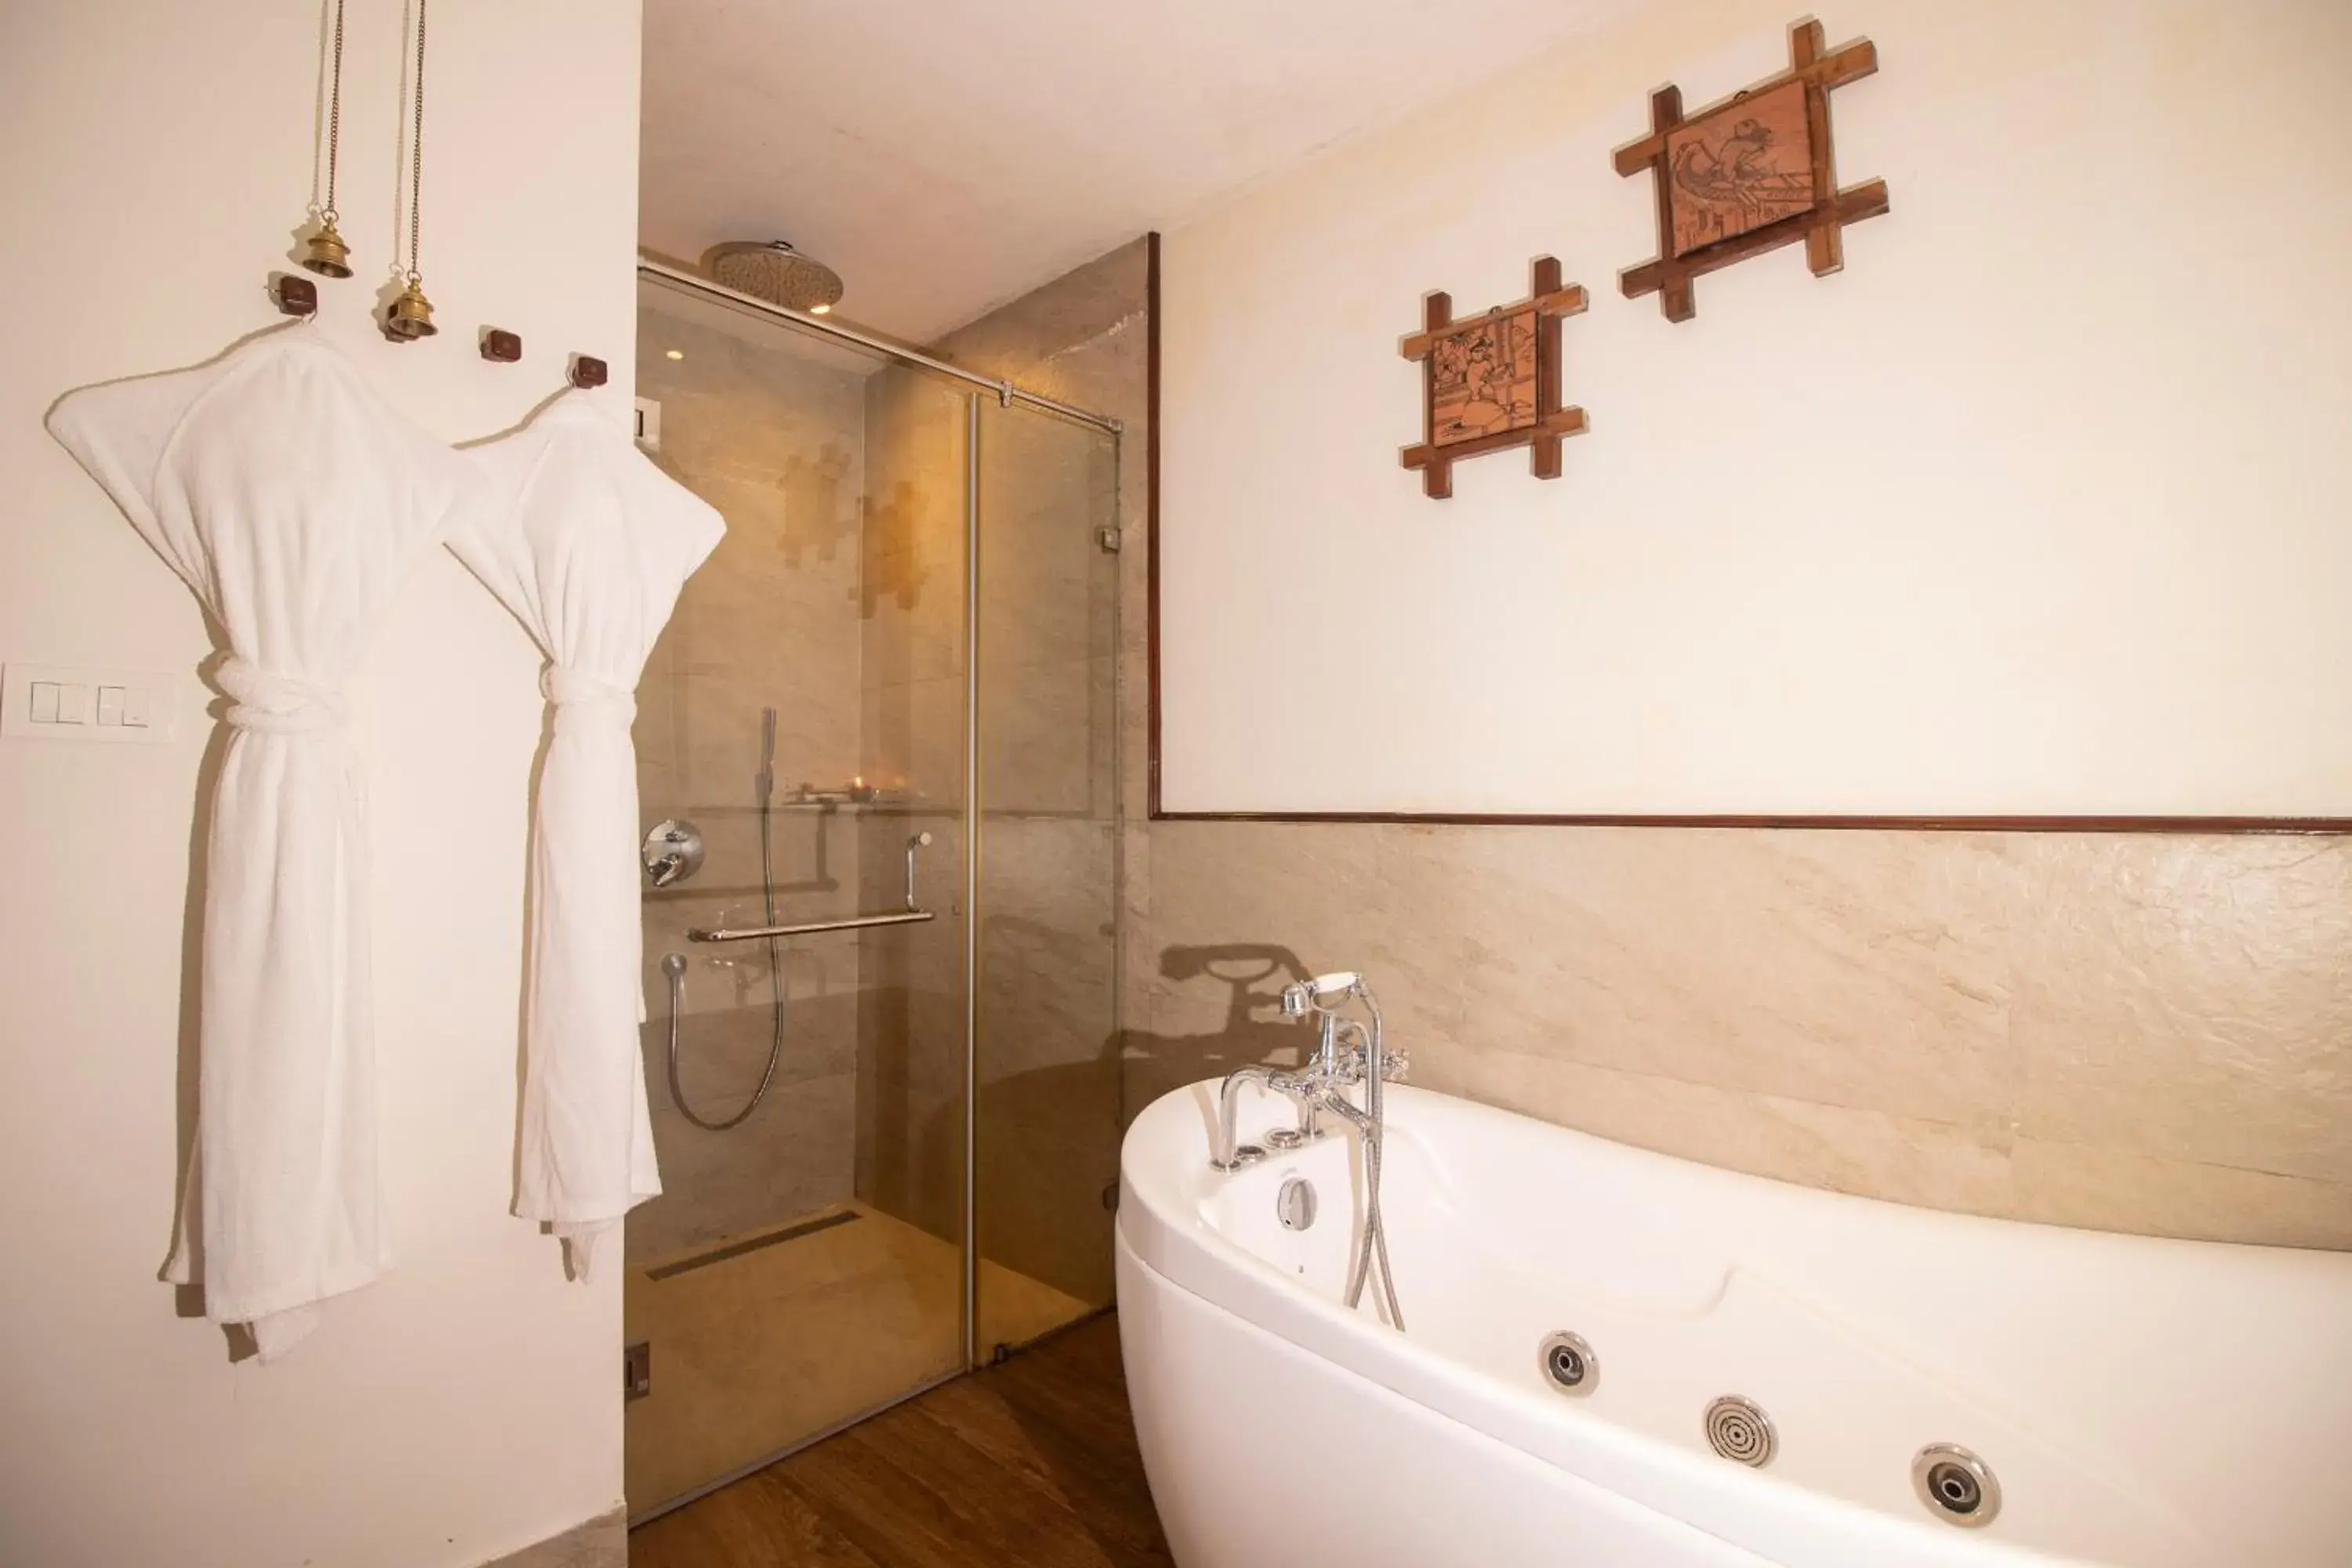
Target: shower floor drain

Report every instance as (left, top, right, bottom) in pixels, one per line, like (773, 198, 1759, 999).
(1704, 1396, 1777, 1468)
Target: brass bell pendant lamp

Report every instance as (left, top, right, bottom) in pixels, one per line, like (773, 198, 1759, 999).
(384, 0, 438, 341)
(299, 0, 354, 278)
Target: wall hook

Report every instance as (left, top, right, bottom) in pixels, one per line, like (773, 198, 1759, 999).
(269, 273, 318, 318)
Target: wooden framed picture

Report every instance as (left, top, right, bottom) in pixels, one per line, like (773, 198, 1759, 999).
(1616, 19, 1889, 321)
(1399, 256, 1588, 499)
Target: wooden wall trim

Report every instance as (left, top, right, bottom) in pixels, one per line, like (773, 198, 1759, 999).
(1145, 230, 1164, 820)
(1148, 811, 2352, 833)
(1138, 234, 2344, 837)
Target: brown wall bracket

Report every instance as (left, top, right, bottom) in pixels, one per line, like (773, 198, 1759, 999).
(1614, 18, 1888, 321)
(568, 354, 608, 389)
(1399, 256, 1588, 499)
(480, 327, 523, 363)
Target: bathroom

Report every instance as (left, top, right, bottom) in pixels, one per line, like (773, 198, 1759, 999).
(2, 2, 2350, 1566)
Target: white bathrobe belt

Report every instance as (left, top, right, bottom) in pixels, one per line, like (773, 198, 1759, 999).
(218, 657, 350, 735)
(540, 662, 636, 731)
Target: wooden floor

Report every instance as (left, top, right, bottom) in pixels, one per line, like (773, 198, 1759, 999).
(629, 1312, 1175, 1568)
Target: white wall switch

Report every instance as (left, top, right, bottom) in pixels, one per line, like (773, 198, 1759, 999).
(3, 663, 180, 744)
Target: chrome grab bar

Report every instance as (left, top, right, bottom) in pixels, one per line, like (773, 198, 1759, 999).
(688, 909, 935, 943)
(686, 831, 937, 944)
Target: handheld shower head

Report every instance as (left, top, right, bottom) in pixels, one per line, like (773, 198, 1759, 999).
(1279, 971, 1363, 1018)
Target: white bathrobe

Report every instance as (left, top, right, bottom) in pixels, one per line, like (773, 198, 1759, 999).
(46, 324, 481, 1359)
(452, 391, 723, 1281)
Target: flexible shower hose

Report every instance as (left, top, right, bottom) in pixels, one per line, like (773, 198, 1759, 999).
(1348, 1124, 1406, 1330)
(1342, 994, 1406, 1330)
(665, 724, 789, 1131)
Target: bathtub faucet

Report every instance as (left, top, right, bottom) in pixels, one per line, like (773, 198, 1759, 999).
(1210, 1063, 1316, 1171)
(1210, 975, 1399, 1170)
(1213, 970, 1408, 1329)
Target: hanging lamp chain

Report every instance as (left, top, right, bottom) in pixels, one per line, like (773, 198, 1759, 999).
(405, 0, 427, 283)
(321, 0, 346, 223)
(295, 0, 355, 281)
(379, 0, 437, 337)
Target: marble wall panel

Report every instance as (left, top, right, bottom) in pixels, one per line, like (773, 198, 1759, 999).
(1125, 821, 2352, 1250)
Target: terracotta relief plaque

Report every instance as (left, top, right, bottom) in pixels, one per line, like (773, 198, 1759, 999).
(1399, 257, 1588, 499)
(1665, 78, 1814, 256)
(1429, 308, 1538, 446)
(1614, 19, 1889, 321)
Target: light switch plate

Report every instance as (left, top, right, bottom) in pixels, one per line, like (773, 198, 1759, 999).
(2, 663, 181, 744)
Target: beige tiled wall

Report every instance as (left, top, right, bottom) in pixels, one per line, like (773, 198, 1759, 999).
(1122, 822, 2352, 1249)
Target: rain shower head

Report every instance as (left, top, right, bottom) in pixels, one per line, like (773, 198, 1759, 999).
(702, 240, 844, 314)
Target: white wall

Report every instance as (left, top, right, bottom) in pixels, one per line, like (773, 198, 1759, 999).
(1160, 0, 2352, 815)
(0, 3, 640, 1564)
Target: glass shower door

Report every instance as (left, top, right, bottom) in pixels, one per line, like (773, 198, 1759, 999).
(972, 399, 1123, 1356)
(622, 264, 1127, 1520)
(626, 285, 969, 1514)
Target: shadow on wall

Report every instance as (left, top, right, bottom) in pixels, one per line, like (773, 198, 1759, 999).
(167, 648, 234, 1353)
(1121, 943, 1319, 1116)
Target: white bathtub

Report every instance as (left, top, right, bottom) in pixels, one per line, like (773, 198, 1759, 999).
(1117, 1078, 2352, 1567)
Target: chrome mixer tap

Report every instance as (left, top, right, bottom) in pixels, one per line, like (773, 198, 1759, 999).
(1210, 969, 1407, 1329)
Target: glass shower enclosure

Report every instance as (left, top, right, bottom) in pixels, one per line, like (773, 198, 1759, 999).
(623, 261, 1123, 1517)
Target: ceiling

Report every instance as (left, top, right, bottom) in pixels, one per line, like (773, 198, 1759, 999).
(641, 0, 1630, 343)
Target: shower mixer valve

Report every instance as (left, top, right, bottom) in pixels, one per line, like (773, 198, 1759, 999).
(642, 818, 705, 887)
